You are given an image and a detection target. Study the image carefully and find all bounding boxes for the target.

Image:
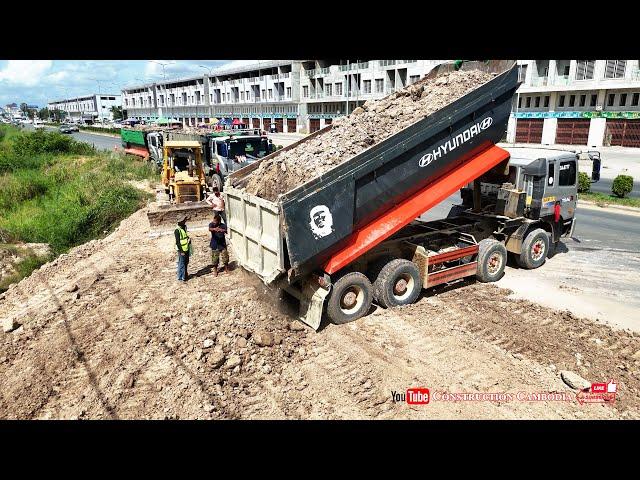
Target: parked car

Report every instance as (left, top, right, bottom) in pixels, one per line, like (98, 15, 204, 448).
(59, 124, 74, 134)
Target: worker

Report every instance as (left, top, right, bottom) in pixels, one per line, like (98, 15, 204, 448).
(175, 216, 192, 282)
(209, 213, 228, 276)
(205, 187, 226, 224)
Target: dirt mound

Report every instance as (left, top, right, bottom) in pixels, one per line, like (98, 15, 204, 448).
(242, 69, 495, 201)
(1, 207, 637, 419)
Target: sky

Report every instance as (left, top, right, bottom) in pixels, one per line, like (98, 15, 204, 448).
(0, 60, 260, 108)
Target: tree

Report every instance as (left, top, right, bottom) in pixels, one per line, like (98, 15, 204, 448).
(20, 102, 28, 115)
(38, 108, 50, 121)
(111, 105, 123, 120)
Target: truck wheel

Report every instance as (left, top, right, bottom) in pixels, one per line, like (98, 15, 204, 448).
(476, 239, 507, 283)
(209, 174, 223, 191)
(373, 259, 422, 308)
(327, 272, 373, 325)
(517, 228, 549, 269)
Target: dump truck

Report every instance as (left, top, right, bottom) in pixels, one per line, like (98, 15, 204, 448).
(164, 128, 273, 190)
(223, 61, 600, 329)
(121, 127, 164, 165)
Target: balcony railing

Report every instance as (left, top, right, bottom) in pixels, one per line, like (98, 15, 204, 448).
(379, 60, 396, 67)
(530, 77, 548, 86)
(554, 75, 570, 86)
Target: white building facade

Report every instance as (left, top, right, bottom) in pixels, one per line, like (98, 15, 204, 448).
(508, 60, 640, 148)
(121, 60, 445, 133)
(48, 94, 122, 122)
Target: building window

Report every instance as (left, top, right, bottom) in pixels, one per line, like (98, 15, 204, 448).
(605, 60, 627, 79)
(590, 94, 597, 107)
(632, 93, 640, 107)
(325, 83, 332, 96)
(525, 97, 531, 108)
(518, 96, 522, 109)
(286, 87, 291, 98)
(544, 96, 549, 108)
(558, 95, 565, 107)
(335, 83, 343, 96)
(363, 80, 371, 94)
(579, 95, 586, 107)
(375, 79, 383, 93)
(619, 93, 627, 106)
(575, 60, 595, 80)
(409, 75, 420, 84)
(569, 95, 575, 107)
(608, 93, 615, 106)
(241, 91, 245, 101)
(535, 96, 540, 108)
(303, 86, 308, 98)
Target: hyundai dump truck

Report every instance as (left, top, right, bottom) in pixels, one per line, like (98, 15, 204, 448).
(223, 61, 600, 330)
(164, 128, 273, 190)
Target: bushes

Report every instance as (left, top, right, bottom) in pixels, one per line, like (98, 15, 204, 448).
(578, 172, 591, 193)
(80, 125, 121, 135)
(612, 174, 634, 198)
(10, 129, 95, 156)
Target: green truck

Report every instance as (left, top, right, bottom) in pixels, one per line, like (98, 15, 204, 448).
(121, 128, 165, 166)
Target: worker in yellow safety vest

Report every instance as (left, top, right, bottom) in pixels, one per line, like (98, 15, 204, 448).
(175, 216, 192, 282)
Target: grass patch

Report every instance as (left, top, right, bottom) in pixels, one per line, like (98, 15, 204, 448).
(0, 125, 157, 288)
(579, 192, 640, 209)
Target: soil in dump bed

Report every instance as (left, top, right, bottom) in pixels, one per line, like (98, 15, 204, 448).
(242, 69, 496, 201)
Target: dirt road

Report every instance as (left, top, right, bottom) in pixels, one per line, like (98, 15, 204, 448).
(1, 208, 639, 419)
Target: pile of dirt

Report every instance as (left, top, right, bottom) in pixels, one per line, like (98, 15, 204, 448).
(1, 207, 638, 419)
(241, 69, 495, 201)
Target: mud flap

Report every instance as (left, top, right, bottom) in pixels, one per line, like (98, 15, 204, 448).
(280, 280, 330, 331)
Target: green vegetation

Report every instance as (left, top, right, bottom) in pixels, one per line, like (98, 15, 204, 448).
(79, 125, 121, 135)
(0, 125, 156, 290)
(578, 172, 591, 193)
(611, 174, 634, 198)
(579, 192, 640, 209)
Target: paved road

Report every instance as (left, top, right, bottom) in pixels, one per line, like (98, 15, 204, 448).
(422, 192, 640, 253)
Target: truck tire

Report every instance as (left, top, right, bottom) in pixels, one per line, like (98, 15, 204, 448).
(326, 272, 373, 325)
(373, 259, 423, 308)
(476, 238, 507, 283)
(516, 228, 549, 270)
(209, 174, 223, 191)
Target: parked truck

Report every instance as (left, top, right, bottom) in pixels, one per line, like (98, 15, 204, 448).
(223, 61, 599, 329)
(121, 127, 165, 166)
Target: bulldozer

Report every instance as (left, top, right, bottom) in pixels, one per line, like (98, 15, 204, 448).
(147, 141, 213, 226)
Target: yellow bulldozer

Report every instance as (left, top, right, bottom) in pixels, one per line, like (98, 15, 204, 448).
(161, 140, 207, 203)
(147, 140, 213, 226)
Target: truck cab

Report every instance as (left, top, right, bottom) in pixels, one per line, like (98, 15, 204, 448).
(208, 134, 273, 190)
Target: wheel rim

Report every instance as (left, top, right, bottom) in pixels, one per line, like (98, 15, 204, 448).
(487, 252, 503, 275)
(340, 285, 365, 315)
(531, 239, 546, 261)
(392, 273, 415, 301)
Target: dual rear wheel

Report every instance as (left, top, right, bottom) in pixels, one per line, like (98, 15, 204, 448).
(326, 259, 423, 325)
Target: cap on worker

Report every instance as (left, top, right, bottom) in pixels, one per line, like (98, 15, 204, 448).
(177, 215, 188, 224)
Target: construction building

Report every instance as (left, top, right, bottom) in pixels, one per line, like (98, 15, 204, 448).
(47, 94, 122, 123)
(508, 60, 640, 148)
(121, 60, 445, 133)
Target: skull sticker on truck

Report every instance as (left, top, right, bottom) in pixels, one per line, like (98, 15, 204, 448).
(309, 205, 334, 239)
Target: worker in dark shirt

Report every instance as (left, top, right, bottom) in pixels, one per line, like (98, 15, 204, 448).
(209, 213, 228, 276)
(175, 216, 192, 281)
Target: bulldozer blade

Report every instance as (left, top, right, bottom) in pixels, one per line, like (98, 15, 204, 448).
(146, 201, 213, 227)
